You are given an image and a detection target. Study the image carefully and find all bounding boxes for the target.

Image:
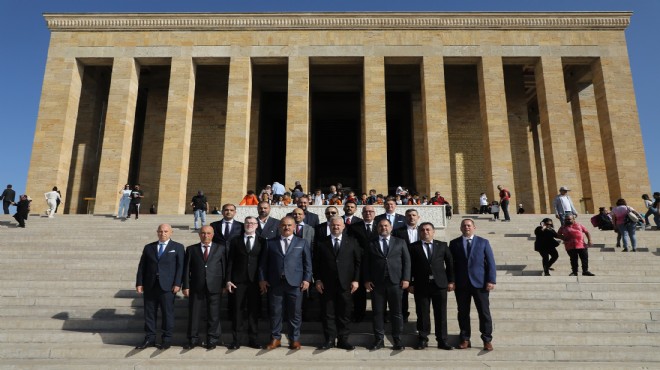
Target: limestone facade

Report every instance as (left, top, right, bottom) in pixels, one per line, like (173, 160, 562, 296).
(26, 12, 650, 214)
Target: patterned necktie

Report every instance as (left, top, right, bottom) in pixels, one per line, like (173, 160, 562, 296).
(297, 224, 302, 237)
(203, 245, 209, 262)
(382, 238, 389, 255)
(345, 217, 351, 225)
(246, 236, 252, 252)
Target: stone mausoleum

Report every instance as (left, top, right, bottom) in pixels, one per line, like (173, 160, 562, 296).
(26, 12, 649, 215)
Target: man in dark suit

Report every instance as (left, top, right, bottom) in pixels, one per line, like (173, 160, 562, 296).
(135, 224, 185, 350)
(288, 195, 320, 227)
(182, 226, 226, 350)
(259, 216, 312, 350)
(314, 206, 340, 244)
(314, 217, 361, 350)
(1, 184, 15, 214)
(374, 198, 406, 230)
(347, 205, 379, 322)
(210, 203, 243, 247)
(226, 216, 264, 349)
(256, 201, 279, 240)
(342, 200, 362, 226)
(391, 208, 421, 323)
(449, 218, 497, 351)
(408, 222, 454, 350)
(363, 219, 411, 351)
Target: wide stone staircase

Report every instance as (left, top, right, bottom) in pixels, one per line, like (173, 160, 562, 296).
(1, 212, 659, 368)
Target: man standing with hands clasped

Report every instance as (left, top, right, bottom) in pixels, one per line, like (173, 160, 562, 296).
(449, 219, 496, 351)
(135, 224, 185, 350)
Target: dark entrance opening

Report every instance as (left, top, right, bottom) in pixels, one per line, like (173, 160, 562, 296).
(385, 92, 414, 194)
(310, 91, 361, 192)
(256, 91, 287, 188)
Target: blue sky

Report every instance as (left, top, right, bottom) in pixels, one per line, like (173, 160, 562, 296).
(0, 0, 657, 198)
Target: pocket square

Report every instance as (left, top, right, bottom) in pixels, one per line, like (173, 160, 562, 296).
(293, 246, 302, 249)
(168, 250, 176, 253)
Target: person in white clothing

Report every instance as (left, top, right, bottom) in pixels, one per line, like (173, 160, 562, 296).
(479, 193, 488, 214)
(117, 184, 132, 219)
(44, 187, 61, 217)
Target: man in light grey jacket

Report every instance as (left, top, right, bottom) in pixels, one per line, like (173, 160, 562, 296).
(553, 186, 578, 225)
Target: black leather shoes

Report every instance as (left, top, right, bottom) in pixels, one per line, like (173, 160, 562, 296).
(368, 339, 385, 350)
(248, 341, 264, 349)
(135, 339, 156, 349)
(317, 341, 335, 350)
(392, 342, 405, 351)
(336, 341, 355, 350)
(183, 340, 199, 350)
(437, 341, 453, 350)
(227, 342, 240, 350)
(157, 342, 171, 350)
(414, 339, 428, 350)
(206, 341, 218, 350)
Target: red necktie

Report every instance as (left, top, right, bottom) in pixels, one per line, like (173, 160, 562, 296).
(297, 224, 302, 236)
(203, 245, 209, 262)
(345, 217, 351, 225)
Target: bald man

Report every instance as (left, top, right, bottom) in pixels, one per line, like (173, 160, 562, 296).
(135, 224, 185, 350)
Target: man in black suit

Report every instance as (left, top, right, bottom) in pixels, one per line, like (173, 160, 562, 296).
(1, 184, 15, 214)
(314, 217, 361, 350)
(363, 219, 411, 351)
(135, 224, 185, 350)
(374, 198, 406, 230)
(408, 222, 454, 350)
(391, 208, 421, 323)
(315, 206, 340, 244)
(347, 205, 379, 322)
(210, 203, 243, 248)
(289, 195, 320, 227)
(342, 200, 362, 226)
(226, 216, 264, 349)
(182, 225, 226, 350)
(256, 201, 279, 240)
(259, 217, 312, 350)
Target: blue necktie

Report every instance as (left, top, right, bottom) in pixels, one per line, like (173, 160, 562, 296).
(158, 243, 165, 258)
(466, 239, 472, 258)
(382, 238, 389, 255)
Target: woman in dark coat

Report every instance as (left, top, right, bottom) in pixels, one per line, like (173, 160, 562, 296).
(534, 217, 561, 276)
(13, 194, 31, 228)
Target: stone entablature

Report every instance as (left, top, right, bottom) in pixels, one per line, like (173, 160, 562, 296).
(44, 12, 631, 32)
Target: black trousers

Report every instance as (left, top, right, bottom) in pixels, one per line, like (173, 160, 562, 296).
(567, 248, 589, 273)
(352, 285, 366, 320)
(129, 203, 141, 219)
(538, 248, 559, 274)
(501, 199, 510, 221)
(319, 285, 353, 342)
(455, 284, 492, 343)
(3, 201, 11, 214)
(414, 283, 448, 342)
(371, 282, 403, 340)
(187, 288, 222, 342)
(229, 281, 260, 343)
(143, 283, 176, 343)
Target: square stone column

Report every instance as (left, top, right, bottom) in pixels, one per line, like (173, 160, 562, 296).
(592, 56, 650, 206)
(94, 58, 140, 214)
(420, 56, 451, 197)
(220, 57, 252, 205)
(534, 56, 581, 205)
(285, 57, 310, 192)
(26, 57, 82, 201)
(362, 56, 388, 194)
(570, 84, 610, 213)
(478, 56, 515, 201)
(157, 57, 196, 214)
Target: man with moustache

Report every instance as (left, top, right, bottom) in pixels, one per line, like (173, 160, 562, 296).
(392, 208, 421, 323)
(288, 195, 320, 227)
(347, 205, 379, 322)
(342, 201, 362, 226)
(182, 226, 226, 350)
(256, 201, 279, 240)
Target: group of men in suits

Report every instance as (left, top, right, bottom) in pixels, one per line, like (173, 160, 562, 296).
(134, 197, 497, 352)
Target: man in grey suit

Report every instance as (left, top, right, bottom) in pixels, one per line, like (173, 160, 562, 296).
(259, 216, 312, 350)
(363, 219, 411, 351)
(291, 207, 315, 247)
(256, 201, 280, 240)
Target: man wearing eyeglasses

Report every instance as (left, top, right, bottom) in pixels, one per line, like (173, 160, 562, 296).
(315, 206, 341, 244)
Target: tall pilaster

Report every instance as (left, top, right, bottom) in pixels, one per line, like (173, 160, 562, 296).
(592, 56, 650, 206)
(26, 57, 82, 201)
(362, 56, 388, 194)
(478, 56, 515, 202)
(535, 56, 581, 205)
(157, 57, 196, 214)
(420, 56, 451, 197)
(285, 57, 310, 192)
(94, 58, 140, 214)
(220, 57, 252, 204)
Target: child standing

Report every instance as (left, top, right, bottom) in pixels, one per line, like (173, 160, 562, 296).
(491, 201, 500, 220)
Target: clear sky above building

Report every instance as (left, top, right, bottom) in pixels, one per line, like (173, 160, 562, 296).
(1, 0, 656, 202)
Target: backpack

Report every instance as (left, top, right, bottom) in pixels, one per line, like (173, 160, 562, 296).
(590, 215, 599, 227)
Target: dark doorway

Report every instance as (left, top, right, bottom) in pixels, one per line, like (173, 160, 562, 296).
(256, 92, 287, 188)
(385, 91, 414, 194)
(310, 92, 361, 191)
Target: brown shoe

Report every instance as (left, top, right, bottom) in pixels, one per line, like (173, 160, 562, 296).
(266, 338, 281, 350)
(458, 340, 471, 349)
(483, 342, 493, 351)
(289, 341, 302, 350)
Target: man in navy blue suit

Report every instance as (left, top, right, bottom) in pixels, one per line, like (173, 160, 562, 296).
(448, 218, 497, 351)
(374, 198, 406, 231)
(135, 224, 185, 350)
(259, 216, 312, 350)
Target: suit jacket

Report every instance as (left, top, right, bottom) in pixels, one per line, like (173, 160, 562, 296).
(448, 235, 497, 290)
(288, 209, 320, 227)
(343, 215, 362, 226)
(210, 219, 243, 247)
(392, 225, 422, 246)
(136, 240, 185, 292)
(314, 222, 348, 244)
(259, 235, 312, 287)
(227, 235, 263, 284)
(1, 188, 15, 202)
(257, 217, 280, 240)
(182, 242, 226, 294)
(409, 240, 454, 291)
(313, 234, 361, 294)
(294, 223, 315, 248)
(374, 213, 406, 230)
(363, 236, 411, 285)
(348, 220, 379, 251)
